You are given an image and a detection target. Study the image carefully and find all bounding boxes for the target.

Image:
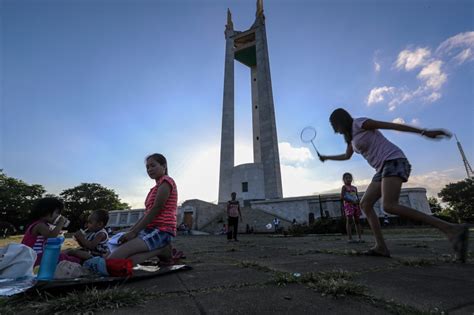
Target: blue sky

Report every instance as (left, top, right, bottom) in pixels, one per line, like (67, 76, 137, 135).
(1, 0, 473, 207)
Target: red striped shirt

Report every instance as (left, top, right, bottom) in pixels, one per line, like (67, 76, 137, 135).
(144, 175, 178, 236)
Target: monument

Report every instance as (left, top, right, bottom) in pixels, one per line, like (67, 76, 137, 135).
(218, 0, 283, 204)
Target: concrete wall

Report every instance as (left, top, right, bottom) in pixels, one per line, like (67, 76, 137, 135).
(108, 209, 145, 228)
(108, 188, 431, 231)
(231, 163, 265, 202)
(180, 199, 225, 231)
(251, 188, 431, 223)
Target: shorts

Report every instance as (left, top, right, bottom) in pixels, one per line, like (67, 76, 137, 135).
(372, 158, 411, 183)
(343, 204, 362, 218)
(137, 228, 173, 251)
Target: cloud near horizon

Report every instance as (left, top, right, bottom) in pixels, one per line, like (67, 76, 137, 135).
(116, 141, 466, 208)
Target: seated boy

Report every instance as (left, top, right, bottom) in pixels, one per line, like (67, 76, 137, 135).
(66, 210, 109, 261)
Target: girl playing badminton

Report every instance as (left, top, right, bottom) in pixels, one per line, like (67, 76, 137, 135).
(318, 108, 469, 261)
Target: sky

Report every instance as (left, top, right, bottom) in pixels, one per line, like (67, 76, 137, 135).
(1, 0, 473, 208)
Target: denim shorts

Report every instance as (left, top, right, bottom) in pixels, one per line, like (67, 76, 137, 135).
(372, 158, 412, 183)
(137, 228, 173, 251)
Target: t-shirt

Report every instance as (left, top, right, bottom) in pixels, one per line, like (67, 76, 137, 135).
(352, 117, 406, 171)
(144, 175, 178, 236)
(227, 201, 240, 218)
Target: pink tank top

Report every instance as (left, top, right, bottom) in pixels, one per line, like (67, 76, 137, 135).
(21, 220, 47, 265)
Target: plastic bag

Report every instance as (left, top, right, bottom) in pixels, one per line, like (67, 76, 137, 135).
(0, 243, 37, 278)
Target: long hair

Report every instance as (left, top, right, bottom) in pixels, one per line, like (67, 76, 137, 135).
(330, 108, 353, 144)
(146, 153, 168, 175)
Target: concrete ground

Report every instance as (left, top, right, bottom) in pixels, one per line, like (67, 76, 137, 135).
(101, 228, 474, 315)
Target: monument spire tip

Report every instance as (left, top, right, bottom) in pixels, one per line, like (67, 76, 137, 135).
(256, 0, 264, 17)
(226, 8, 234, 29)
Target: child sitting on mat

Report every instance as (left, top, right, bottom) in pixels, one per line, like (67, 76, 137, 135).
(65, 209, 110, 261)
(107, 153, 178, 265)
(22, 197, 80, 266)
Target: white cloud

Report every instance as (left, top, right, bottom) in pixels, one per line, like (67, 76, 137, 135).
(369, 55, 447, 109)
(367, 86, 395, 105)
(387, 89, 417, 110)
(280, 164, 340, 197)
(396, 47, 431, 71)
(417, 60, 447, 90)
(454, 48, 472, 64)
(425, 92, 441, 102)
(411, 118, 420, 125)
(278, 142, 314, 165)
(374, 61, 381, 72)
(368, 32, 473, 110)
(392, 117, 405, 124)
(436, 31, 474, 64)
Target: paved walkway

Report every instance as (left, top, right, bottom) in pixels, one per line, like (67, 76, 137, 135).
(102, 229, 474, 314)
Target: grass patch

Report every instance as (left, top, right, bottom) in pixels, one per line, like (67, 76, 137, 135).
(0, 235, 23, 247)
(238, 260, 273, 272)
(398, 258, 436, 267)
(271, 270, 366, 298)
(302, 270, 365, 297)
(272, 272, 300, 287)
(0, 287, 148, 315)
(366, 296, 445, 315)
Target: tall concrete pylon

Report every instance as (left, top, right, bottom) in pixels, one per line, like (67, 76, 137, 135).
(218, 0, 283, 204)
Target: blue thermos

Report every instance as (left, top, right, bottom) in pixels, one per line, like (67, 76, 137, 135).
(37, 237, 64, 280)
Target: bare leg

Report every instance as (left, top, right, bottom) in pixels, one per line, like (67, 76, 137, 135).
(67, 249, 93, 261)
(346, 216, 353, 240)
(381, 177, 463, 243)
(360, 181, 390, 256)
(354, 216, 362, 240)
(127, 244, 172, 266)
(107, 237, 149, 262)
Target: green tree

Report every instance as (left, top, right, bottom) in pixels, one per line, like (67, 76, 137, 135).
(60, 183, 130, 230)
(427, 196, 442, 214)
(0, 170, 46, 229)
(438, 178, 474, 222)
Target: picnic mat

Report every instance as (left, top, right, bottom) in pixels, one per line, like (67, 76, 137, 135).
(1, 264, 191, 296)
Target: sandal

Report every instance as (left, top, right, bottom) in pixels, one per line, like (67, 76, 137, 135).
(452, 224, 469, 263)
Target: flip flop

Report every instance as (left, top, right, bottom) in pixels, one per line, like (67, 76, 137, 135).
(362, 249, 391, 258)
(452, 224, 469, 263)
